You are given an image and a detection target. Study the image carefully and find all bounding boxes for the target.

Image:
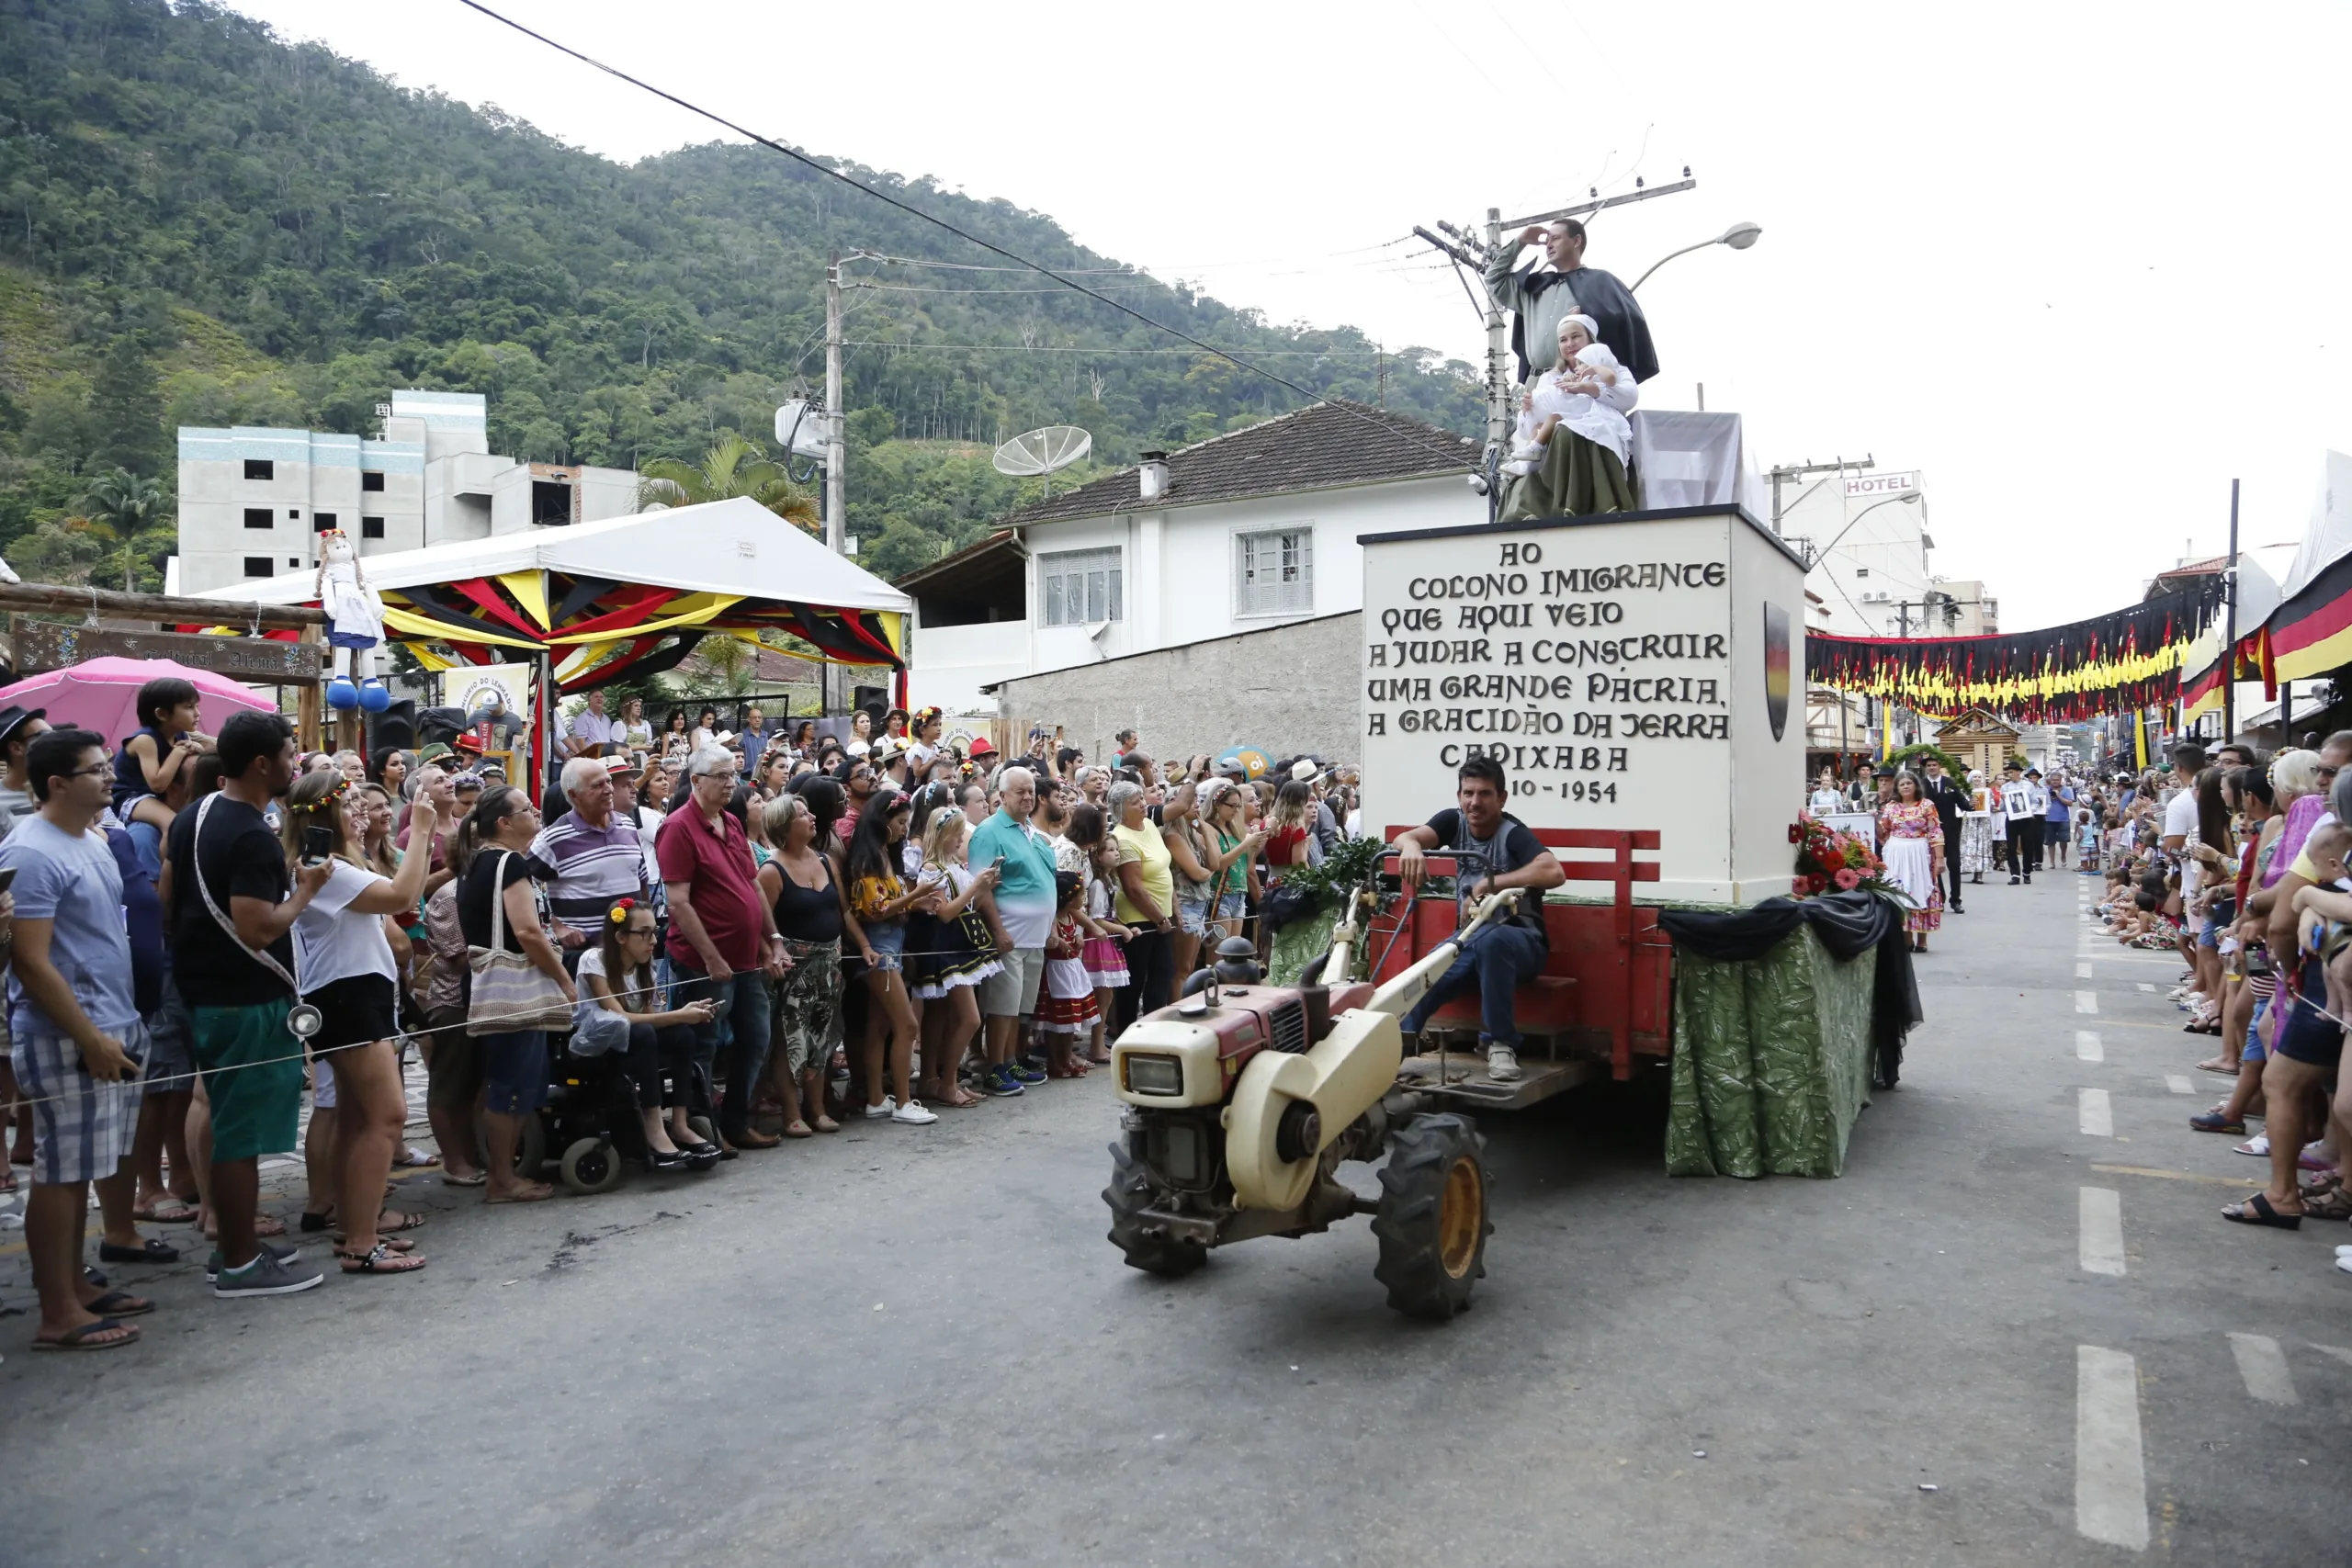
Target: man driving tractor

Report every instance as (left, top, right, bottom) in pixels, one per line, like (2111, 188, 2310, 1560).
(1391, 755, 1566, 1081)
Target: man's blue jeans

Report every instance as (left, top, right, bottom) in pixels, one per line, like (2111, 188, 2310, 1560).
(1399, 923, 1548, 1047)
(673, 964, 773, 1139)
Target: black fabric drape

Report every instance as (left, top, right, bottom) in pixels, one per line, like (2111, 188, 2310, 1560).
(1657, 891, 1921, 1088)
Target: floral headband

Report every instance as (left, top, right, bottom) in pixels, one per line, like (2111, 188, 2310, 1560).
(296, 777, 352, 813)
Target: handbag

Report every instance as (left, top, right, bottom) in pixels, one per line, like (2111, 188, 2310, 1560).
(1261, 878, 1318, 932)
(466, 852, 573, 1036)
(568, 996, 631, 1057)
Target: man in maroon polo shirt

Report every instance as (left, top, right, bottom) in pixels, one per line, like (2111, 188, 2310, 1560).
(656, 746, 786, 1150)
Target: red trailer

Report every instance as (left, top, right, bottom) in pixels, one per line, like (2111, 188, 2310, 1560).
(1366, 827, 1674, 1109)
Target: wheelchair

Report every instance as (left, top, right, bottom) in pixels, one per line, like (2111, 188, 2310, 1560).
(508, 1030, 718, 1195)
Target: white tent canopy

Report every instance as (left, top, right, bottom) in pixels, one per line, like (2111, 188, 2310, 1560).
(2274, 449, 2352, 604)
(205, 496, 910, 615)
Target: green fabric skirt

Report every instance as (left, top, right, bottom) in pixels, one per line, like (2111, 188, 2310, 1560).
(1500, 431, 1636, 523)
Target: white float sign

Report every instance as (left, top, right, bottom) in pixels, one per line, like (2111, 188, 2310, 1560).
(1358, 508, 1807, 906)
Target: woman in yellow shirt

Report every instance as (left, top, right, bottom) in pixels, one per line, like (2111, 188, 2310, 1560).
(1109, 781, 1177, 1026)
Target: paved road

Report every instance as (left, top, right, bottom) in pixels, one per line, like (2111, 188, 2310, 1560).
(2, 869, 2344, 1567)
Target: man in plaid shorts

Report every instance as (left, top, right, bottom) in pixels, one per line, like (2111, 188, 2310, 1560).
(1, 728, 153, 1350)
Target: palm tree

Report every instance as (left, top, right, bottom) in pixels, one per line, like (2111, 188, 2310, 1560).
(82, 468, 169, 591)
(637, 434, 820, 535)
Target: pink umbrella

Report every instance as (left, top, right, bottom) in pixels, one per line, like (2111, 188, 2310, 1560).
(0, 656, 278, 750)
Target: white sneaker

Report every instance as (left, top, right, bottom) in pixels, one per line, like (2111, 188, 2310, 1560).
(1486, 1043, 1522, 1081)
(891, 1100, 938, 1125)
(863, 1097, 897, 1120)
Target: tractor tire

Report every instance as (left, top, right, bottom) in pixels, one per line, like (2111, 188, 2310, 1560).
(1371, 1112, 1490, 1321)
(1102, 1140, 1208, 1278)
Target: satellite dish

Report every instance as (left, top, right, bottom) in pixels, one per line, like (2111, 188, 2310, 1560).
(993, 425, 1092, 497)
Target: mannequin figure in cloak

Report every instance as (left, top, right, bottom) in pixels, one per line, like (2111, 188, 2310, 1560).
(1485, 218, 1660, 384)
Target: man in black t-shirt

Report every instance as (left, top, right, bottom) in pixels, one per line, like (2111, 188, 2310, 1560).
(165, 711, 331, 1298)
(1390, 756, 1565, 1082)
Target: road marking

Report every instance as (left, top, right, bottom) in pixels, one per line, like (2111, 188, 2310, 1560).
(2075, 1346, 2149, 1550)
(2135, 982, 2155, 993)
(2091, 1162, 2245, 1188)
(2076, 1030, 2104, 1062)
(2315, 1345, 2352, 1368)
(2076, 961, 2093, 978)
(2165, 1074, 2195, 1094)
(2227, 1333, 2299, 1404)
(2079, 1088, 2114, 1137)
(2076, 991, 2099, 1014)
(2079, 1187, 2126, 1275)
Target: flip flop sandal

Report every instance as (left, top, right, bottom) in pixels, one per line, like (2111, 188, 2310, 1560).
(252, 1215, 288, 1239)
(2190, 1112, 2246, 1134)
(137, 1199, 198, 1224)
(30, 1317, 137, 1351)
(86, 1288, 155, 1318)
(376, 1211, 428, 1234)
(332, 1233, 415, 1251)
(441, 1170, 488, 1188)
(338, 1243, 426, 1274)
(2222, 1192, 2303, 1229)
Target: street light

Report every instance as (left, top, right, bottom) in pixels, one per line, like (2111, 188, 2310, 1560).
(1629, 221, 1764, 292)
(1800, 490, 1921, 570)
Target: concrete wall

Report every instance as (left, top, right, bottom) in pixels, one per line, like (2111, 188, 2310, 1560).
(994, 610, 1363, 768)
(176, 426, 427, 594)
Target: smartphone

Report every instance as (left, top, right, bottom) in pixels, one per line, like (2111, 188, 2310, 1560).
(0, 865, 17, 896)
(301, 825, 334, 866)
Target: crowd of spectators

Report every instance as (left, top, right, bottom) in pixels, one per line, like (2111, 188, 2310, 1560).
(0, 688, 1370, 1349)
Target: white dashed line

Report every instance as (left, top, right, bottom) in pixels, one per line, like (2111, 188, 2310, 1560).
(2076, 991, 2099, 1014)
(2078, 1089, 2113, 1137)
(2227, 1333, 2299, 1404)
(2076, 1346, 2149, 1550)
(2164, 1074, 2195, 1094)
(2075, 1031, 2104, 1062)
(2076, 961, 2093, 978)
(2135, 982, 2155, 993)
(2079, 1187, 2126, 1275)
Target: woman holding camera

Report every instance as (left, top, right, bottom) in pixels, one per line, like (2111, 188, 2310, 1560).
(280, 771, 436, 1273)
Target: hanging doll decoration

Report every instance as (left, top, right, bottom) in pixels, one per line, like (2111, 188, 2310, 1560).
(315, 529, 390, 713)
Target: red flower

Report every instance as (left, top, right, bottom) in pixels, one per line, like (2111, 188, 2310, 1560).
(1788, 822, 1804, 843)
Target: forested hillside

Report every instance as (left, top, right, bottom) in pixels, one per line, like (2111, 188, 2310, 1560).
(0, 0, 1481, 584)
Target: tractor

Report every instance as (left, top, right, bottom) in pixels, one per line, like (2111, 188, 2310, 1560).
(1102, 850, 1512, 1320)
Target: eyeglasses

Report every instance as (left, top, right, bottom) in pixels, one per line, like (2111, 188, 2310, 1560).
(63, 763, 108, 780)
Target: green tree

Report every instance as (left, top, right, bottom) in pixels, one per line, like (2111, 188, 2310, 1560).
(80, 468, 169, 590)
(637, 434, 820, 533)
(86, 334, 165, 476)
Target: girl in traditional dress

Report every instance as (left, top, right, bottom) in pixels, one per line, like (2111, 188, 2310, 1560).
(1879, 771, 1946, 952)
(1959, 768, 1998, 883)
(1037, 874, 1102, 1077)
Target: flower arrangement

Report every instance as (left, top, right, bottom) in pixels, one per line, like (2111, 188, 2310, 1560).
(1788, 814, 1901, 900)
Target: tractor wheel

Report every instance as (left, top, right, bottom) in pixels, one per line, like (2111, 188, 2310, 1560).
(1102, 1140, 1208, 1278)
(1371, 1113, 1490, 1321)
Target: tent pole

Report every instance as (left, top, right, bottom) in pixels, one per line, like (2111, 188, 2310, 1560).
(2222, 478, 2239, 748)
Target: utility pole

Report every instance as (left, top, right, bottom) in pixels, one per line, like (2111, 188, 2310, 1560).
(1767, 456, 1875, 536)
(823, 250, 848, 715)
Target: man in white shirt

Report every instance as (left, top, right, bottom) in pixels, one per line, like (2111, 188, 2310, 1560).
(1999, 763, 2041, 885)
(2161, 742, 2206, 856)
(564, 689, 624, 760)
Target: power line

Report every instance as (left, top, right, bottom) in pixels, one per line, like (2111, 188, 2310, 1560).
(842, 341, 1408, 356)
(453, 0, 1477, 468)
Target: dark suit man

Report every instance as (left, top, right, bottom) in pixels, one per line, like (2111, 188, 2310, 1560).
(1920, 758, 1967, 913)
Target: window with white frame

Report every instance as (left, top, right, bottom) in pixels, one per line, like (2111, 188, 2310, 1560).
(1039, 547, 1123, 627)
(1235, 527, 1314, 616)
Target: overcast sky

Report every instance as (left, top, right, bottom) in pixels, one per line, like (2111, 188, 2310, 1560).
(228, 0, 2352, 633)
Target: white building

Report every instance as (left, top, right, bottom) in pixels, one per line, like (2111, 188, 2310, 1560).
(175, 389, 637, 595)
(897, 401, 1485, 715)
(1779, 467, 1934, 637)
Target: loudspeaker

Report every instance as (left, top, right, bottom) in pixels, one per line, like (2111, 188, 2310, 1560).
(368, 699, 418, 754)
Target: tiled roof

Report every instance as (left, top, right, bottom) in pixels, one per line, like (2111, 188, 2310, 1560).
(1000, 400, 1477, 525)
